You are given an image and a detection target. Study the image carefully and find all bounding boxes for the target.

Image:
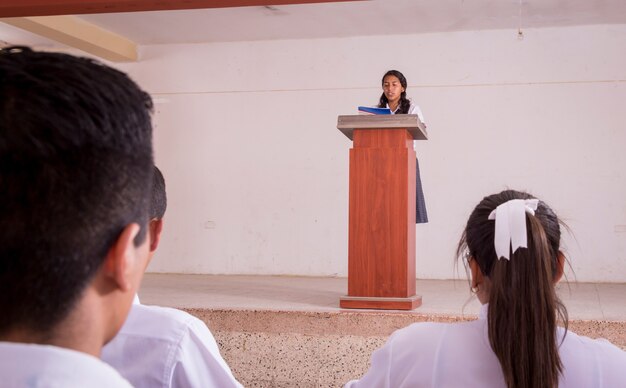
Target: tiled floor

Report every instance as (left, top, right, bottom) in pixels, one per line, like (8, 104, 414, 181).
(139, 274, 626, 320)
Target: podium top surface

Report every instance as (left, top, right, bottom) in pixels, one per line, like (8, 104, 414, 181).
(337, 114, 428, 141)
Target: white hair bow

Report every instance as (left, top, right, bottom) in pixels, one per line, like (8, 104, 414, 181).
(488, 199, 539, 260)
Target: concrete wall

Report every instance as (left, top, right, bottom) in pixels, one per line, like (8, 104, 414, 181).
(117, 24, 626, 282)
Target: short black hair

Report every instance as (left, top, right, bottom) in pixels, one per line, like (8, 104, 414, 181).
(151, 166, 167, 219)
(0, 47, 154, 334)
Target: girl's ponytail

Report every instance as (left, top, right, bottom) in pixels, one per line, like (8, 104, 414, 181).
(458, 190, 568, 388)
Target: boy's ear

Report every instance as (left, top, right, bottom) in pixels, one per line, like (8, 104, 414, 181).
(102, 223, 142, 292)
(554, 251, 566, 283)
(149, 219, 164, 253)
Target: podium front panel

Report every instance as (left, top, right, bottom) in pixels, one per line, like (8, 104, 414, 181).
(347, 129, 416, 298)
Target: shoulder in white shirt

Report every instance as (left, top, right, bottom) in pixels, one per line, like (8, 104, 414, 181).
(345, 304, 626, 388)
(0, 341, 132, 388)
(386, 100, 425, 124)
(386, 101, 426, 150)
(102, 302, 242, 388)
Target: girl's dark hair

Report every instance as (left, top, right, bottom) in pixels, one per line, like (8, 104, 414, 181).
(378, 70, 411, 114)
(456, 190, 568, 388)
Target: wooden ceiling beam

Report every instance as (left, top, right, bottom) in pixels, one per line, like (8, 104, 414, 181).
(0, 0, 359, 18)
(2, 16, 137, 62)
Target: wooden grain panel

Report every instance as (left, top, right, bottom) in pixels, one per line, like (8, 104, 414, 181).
(406, 146, 417, 296)
(353, 128, 413, 148)
(347, 129, 416, 299)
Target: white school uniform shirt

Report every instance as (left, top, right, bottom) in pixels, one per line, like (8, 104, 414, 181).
(0, 341, 132, 388)
(102, 297, 242, 388)
(386, 101, 425, 149)
(386, 101, 425, 123)
(345, 303, 626, 388)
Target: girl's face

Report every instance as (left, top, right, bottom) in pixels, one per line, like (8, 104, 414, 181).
(382, 75, 404, 104)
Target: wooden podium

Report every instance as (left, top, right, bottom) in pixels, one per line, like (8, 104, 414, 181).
(337, 115, 428, 310)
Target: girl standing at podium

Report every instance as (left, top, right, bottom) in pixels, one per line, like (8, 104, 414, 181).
(378, 70, 428, 223)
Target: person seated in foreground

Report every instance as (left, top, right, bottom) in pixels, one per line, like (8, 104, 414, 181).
(102, 166, 242, 388)
(0, 46, 154, 387)
(346, 189, 626, 387)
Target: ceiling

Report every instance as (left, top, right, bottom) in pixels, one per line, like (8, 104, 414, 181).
(1, 0, 625, 53)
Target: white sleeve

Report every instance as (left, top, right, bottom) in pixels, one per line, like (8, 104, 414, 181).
(344, 323, 446, 388)
(344, 340, 393, 388)
(558, 332, 626, 387)
(408, 103, 425, 124)
(344, 330, 404, 388)
(169, 317, 243, 388)
(408, 103, 426, 150)
(592, 338, 626, 386)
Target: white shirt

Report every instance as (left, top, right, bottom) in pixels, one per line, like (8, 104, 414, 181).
(102, 299, 242, 388)
(386, 101, 425, 124)
(0, 341, 132, 388)
(345, 304, 626, 387)
(386, 101, 425, 149)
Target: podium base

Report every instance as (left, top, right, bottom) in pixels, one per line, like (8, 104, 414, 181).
(340, 295, 422, 310)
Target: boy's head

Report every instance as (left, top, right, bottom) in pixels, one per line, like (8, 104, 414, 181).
(0, 46, 154, 337)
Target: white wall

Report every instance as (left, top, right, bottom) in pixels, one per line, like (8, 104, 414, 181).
(117, 24, 626, 282)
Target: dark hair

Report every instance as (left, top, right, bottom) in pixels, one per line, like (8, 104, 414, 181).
(378, 70, 411, 114)
(457, 190, 568, 388)
(0, 46, 154, 334)
(151, 166, 167, 219)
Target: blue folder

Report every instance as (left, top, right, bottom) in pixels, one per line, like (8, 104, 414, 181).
(358, 106, 392, 115)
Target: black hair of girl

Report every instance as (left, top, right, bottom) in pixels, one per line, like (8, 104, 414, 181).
(456, 190, 569, 388)
(378, 70, 411, 114)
